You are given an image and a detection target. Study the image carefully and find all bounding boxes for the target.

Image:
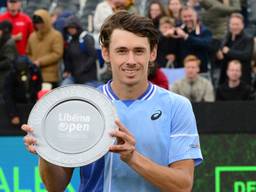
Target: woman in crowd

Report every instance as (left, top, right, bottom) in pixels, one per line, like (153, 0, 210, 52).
(168, 0, 183, 26)
(147, 0, 167, 29)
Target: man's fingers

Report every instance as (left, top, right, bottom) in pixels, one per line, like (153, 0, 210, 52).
(111, 130, 135, 145)
(21, 124, 33, 133)
(27, 145, 37, 154)
(109, 144, 135, 152)
(115, 119, 134, 137)
(23, 135, 36, 145)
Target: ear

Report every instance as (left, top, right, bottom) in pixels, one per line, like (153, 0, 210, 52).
(149, 46, 157, 63)
(101, 47, 110, 63)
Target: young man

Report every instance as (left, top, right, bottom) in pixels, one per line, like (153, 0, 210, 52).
(0, 0, 33, 55)
(171, 55, 215, 102)
(22, 11, 202, 191)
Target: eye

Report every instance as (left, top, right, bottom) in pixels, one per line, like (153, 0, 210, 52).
(116, 49, 128, 55)
(135, 49, 145, 55)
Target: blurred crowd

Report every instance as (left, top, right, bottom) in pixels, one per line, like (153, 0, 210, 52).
(0, 0, 256, 126)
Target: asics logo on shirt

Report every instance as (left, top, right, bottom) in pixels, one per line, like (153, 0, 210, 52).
(151, 110, 162, 120)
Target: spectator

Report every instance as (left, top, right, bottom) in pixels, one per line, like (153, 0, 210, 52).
(0, 0, 33, 55)
(157, 16, 180, 68)
(199, 0, 241, 86)
(148, 62, 169, 89)
(61, 16, 99, 87)
(217, 13, 253, 85)
(216, 60, 254, 100)
(171, 55, 215, 102)
(147, 0, 167, 29)
(0, 20, 18, 98)
(175, 6, 212, 73)
(168, 0, 183, 26)
(3, 56, 42, 125)
(27, 9, 64, 88)
(199, 0, 240, 41)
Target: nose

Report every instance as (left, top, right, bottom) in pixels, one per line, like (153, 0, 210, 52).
(126, 51, 136, 64)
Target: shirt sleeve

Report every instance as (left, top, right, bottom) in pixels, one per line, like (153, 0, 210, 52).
(169, 96, 203, 166)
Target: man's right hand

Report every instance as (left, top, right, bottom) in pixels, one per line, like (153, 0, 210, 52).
(21, 124, 37, 154)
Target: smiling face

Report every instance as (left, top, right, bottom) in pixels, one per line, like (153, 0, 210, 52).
(181, 8, 197, 30)
(149, 3, 162, 19)
(102, 29, 157, 87)
(229, 17, 244, 36)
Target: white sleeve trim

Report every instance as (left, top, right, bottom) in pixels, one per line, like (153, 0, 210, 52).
(170, 134, 199, 138)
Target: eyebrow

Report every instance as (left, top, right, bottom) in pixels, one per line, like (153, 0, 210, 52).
(114, 47, 147, 51)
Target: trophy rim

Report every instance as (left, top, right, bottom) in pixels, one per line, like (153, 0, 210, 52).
(28, 84, 118, 167)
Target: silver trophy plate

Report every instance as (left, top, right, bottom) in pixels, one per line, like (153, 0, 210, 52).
(28, 85, 118, 167)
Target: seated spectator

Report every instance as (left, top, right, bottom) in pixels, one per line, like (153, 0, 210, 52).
(27, 9, 64, 88)
(171, 55, 215, 102)
(0, 20, 18, 99)
(176, 6, 212, 73)
(61, 16, 99, 87)
(217, 13, 254, 85)
(216, 60, 254, 101)
(147, 0, 167, 29)
(148, 62, 169, 90)
(3, 56, 42, 125)
(167, 0, 183, 26)
(157, 16, 180, 68)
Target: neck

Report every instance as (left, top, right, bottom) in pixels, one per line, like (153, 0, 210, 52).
(187, 75, 198, 82)
(228, 79, 240, 88)
(111, 80, 149, 100)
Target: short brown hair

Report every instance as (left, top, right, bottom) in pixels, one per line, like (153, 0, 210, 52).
(99, 11, 159, 51)
(228, 59, 242, 70)
(230, 13, 244, 23)
(159, 16, 175, 27)
(183, 55, 201, 66)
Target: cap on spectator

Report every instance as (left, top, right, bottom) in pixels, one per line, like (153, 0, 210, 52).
(8, 0, 20, 3)
(32, 15, 44, 24)
(0, 20, 13, 33)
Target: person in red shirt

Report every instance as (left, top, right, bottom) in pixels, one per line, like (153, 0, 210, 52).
(0, 0, 33, 55)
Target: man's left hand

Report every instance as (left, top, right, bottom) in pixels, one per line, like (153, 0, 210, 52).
(109, 120, 136, 163)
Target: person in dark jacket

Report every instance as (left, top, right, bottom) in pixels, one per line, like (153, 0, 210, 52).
(0, 20, 18, 98)
(156, 16, 180, 68)
(175, 6, 212, 73)
(217, 13, 254, 85)
(216, 60, 254, 100)
(3, 56, 42, 125)
(61, 15, 99, 87)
